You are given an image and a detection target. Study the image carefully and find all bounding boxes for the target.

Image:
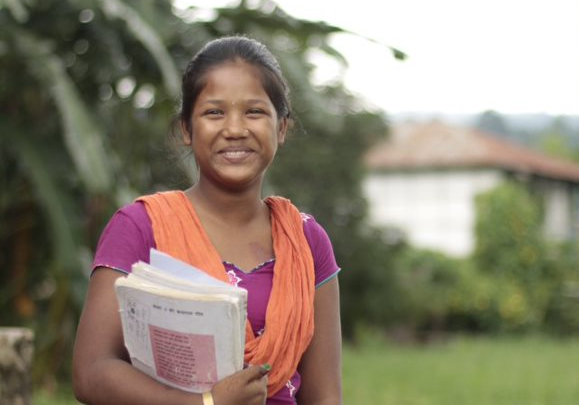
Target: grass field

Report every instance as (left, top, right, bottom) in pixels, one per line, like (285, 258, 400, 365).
(343, 334, 579, 405)
(34, 335, 579, 405)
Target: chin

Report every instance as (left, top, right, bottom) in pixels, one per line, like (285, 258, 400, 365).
(215, 175, 262, 191)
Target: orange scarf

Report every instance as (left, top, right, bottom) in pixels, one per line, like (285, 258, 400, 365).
(137, 191, 315, 396)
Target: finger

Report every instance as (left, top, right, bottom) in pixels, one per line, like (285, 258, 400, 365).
(244, 364, 271, 382)
(246, 373, 268, 403)
(259, 363, 271, 376)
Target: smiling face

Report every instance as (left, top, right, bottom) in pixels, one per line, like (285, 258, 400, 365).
(184, 60, 287, 192)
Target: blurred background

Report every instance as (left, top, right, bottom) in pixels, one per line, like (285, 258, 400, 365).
(1, 0, 578, 403)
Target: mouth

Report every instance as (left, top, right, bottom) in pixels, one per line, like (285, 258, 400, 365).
(218, 147, 254, 161)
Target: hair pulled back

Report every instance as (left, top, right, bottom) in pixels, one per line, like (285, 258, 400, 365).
(179, 36, 292, 133)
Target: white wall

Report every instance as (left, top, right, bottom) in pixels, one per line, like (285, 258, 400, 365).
(363, 169, 504, 257)
(541, 180, 573, 240)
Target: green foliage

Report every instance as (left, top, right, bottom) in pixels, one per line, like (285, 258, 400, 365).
(377, 181, 579, 336)
(543, 241, 579, 334)
(1, 0, 198, 388)
(472, 181, 560, 331)
(474, 110, 512, 138)
(337, 229, 404, 339)
(535, 117, 579, 163)
(381, 247, 501, 335)
(392, 248, 467, 331)
(449, 269, 541, 333)
(474, 181, 545, 280)
(473, 110, 579, 159)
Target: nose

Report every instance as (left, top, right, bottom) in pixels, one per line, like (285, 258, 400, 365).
(223, 112, 247, 138)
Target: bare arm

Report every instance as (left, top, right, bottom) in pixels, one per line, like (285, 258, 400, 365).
(296, 277, 343, 405)
(72, 268, 202, 405)
(72, 267, 268, 405)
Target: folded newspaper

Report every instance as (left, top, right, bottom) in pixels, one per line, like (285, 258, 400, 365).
(114, 248, 247, 393)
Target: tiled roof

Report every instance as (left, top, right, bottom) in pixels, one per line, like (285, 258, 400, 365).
(364, 120, 579, 183)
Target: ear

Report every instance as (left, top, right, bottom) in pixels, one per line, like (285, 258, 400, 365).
(277, 117, 288, 145)
(180, 120, 192, 145)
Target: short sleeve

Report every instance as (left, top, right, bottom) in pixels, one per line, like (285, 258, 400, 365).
(92, 202, 156, 274)
(301, 213, 341, 287)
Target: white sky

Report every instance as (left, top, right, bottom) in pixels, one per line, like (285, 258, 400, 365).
(179, 0, 579, 116)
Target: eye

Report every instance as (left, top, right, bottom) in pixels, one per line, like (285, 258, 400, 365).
(203, 109, 223, 116)
(247, 108, 266, 116)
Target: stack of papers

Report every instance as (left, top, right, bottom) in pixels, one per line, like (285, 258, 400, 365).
(115, 249, 247, 393)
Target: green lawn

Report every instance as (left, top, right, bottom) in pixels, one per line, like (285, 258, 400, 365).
(343, 334, 579, 405)
(34, 335, 579, 405)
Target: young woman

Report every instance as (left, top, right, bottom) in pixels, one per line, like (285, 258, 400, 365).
(72, 36, 342, 405)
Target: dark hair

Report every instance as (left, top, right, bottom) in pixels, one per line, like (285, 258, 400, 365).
(179, 36, 292, 134)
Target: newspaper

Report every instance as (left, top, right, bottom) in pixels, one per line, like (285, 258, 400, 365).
(114, 249, 247, 393)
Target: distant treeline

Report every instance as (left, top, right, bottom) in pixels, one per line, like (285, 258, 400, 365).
(391, 111, 579, 161)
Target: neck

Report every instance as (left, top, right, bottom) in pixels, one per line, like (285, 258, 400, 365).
(186, 180, 267, 225)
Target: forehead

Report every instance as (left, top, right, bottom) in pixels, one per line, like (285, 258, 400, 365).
(198, 61, 268, 98)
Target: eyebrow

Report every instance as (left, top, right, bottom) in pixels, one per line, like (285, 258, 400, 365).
(201, 99, 269, 105)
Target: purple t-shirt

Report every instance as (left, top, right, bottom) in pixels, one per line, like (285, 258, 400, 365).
(93, 201, 340, 404)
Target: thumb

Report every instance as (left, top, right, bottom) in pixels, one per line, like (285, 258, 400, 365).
(244, 364, 271, 382)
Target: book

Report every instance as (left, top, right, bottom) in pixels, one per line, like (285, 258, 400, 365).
(114, 248, 247, 393)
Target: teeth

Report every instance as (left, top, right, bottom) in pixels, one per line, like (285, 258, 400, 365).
(223, 150, 249, 158)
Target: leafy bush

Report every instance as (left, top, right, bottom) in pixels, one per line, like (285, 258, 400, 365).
(346, 181, 579, 338)
(392, 248, 467, 332)
(474, 181, 546, 284)
(543, 241, 579, 334)
(472, 181, 574, 333)
(337, 227, 406, 340)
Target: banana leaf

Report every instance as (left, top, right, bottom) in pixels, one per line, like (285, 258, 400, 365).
(99, 0, 180, 96)
(13, 31, 114, 195)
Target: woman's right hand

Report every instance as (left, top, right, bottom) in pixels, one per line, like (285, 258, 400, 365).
(211, 365, 270, 405)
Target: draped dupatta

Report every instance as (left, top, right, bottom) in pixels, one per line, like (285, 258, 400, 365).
(137, 191, 315, 396)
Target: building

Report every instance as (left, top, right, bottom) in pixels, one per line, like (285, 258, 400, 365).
(363, 120, 579, 257)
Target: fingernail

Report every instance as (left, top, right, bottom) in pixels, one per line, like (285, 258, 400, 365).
(262, 363, 271, 372)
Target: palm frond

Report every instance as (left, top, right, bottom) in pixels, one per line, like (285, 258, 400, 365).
(100, 0, 180, 96)
(13, 31, 114, 194)
(1, 0, 29, 22)
(4, 121, 83, 273)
